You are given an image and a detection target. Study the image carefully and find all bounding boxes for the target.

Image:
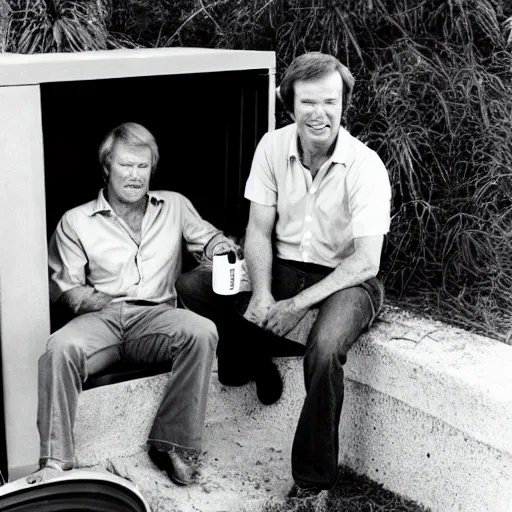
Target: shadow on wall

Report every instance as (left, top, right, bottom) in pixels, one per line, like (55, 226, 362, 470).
(41, 70, 269, 242)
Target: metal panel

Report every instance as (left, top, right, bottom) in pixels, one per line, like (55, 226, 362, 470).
(0, 48, 275, 87)
(0, 85, 50, 477)
(0, 51, 276, 479)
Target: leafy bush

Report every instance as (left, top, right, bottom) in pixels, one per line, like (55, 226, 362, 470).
(118, 0, 512, 341)
(3, 0, 137, 52)
(4, 0, 512, 341)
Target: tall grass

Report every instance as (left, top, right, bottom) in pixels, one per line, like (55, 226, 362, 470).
(4, 0, 512, 341)
(339, 0, 512, 339)
(116, 0, 512, 341)
(3, 0, 137, 52)
(263, 466, 427, 512)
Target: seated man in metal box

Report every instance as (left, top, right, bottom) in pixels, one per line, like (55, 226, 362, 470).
(178, 52, 392, 499)
(32, 122, 236, 487)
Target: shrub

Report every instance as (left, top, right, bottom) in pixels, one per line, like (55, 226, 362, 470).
(3, 0, 137, 53)
(123, 0, 512, 341)
(5, 0, 512, 341)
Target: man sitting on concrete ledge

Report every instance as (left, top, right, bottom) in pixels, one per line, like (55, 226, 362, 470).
(31, 122, 237, 487)
(178, 52, 392, 499)
(176, 244, 307, 407)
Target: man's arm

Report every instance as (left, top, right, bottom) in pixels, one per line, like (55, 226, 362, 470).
(60, 286, 115, 316)
(203, 232, 242, 260)
(264, 235, 383, 336)
(179, 194, 241, 261)
(289, 235, 382, 309)
(243, 201, 277, 326)
(49, 213, 115, 316)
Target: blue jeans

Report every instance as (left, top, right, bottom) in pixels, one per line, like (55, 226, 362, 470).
(38, 302, 218, 469)
(177, 258, 383, 489)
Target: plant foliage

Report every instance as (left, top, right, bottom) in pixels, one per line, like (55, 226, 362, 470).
(263, 465, 426, 512)
(4, 0, 512, 341)
(116, 0, 512, 341)
(3, 0, 137, 52)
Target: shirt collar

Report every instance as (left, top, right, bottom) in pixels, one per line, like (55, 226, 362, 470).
(288, 124, 351, 167)
(90, 188, 164, 216)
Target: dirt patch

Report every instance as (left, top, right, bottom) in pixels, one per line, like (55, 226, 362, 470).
(84, 415, 426, 512)
(87, 417, 293, 512)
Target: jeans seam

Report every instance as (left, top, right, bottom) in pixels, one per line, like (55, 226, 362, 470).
(360, 286, 377, 326)
(358, 281, 384, 328)
(121, 332, 176, 365)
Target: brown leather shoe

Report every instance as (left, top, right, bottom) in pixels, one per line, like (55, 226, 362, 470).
(148, 446, 200, 486)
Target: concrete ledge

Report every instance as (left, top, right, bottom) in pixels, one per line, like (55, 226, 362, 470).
(75, 307, 512, 512)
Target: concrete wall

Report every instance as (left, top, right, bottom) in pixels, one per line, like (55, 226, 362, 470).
(0, 48, 276, 477)
(73, 309, 512, 512)
(0, 86, 50, 475)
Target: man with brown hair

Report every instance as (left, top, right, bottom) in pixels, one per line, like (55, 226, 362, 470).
(179, 52, 391, 498)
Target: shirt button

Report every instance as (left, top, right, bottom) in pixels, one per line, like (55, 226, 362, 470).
(310, 187, 317, 194)
(305, 215, 312, 222)
(304, 232, 312, 239)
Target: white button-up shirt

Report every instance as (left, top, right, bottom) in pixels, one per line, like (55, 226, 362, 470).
(48, 189, 221, 306)
(244, 124, 391, 267)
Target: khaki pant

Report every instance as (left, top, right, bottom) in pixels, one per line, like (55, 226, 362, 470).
(37, 301, 218, 469)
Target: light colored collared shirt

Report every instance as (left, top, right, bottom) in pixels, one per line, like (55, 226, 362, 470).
(48, 189, 221, 307)
(244, 123, 391, 268)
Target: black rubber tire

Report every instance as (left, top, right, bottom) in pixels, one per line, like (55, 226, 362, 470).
(0, 479, 149, 512)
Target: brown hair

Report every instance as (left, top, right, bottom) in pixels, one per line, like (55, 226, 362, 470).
(279, 52, 355, 117)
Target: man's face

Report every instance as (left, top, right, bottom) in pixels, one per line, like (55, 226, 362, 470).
(106, 140, 152, 205)
(293, 71, 343, 149)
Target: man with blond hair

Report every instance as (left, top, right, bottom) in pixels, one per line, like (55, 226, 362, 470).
(32, 122, 236, 487)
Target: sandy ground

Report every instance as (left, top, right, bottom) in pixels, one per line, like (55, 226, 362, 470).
(88, 417, 296, 512)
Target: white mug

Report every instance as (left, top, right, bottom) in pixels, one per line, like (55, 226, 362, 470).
(212, 251, 242, 295)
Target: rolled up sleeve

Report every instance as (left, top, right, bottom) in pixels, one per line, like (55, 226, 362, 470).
(348, 153, 392, 238)
(244, 133, 278, 207)
(48, 213, 88, 302)
(180, 195, 222, 257)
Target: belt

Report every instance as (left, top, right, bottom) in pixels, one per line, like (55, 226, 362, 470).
(276, 258, 335, 275)
(125, 300, 160, 306)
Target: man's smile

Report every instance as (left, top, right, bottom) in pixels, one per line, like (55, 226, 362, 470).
(307, 123, 329, 133)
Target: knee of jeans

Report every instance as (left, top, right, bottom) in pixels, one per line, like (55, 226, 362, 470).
(40, 334, 84, 369)
(189, 316, 218, 352)
(175, 272, 191, 297)
(307, 331, 349, 367)
(176, 268, 209, 299)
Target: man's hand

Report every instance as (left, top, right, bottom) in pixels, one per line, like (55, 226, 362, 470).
(205, 234, 243, 260)
(61, 287, 114, 316)
(243, 294, 275, 328)
(213, 238, 243, 259)
(264, 298, 309, 337)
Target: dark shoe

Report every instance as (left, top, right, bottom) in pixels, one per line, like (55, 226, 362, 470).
(287, 482, 324, 499)
(255, 360, 283, 405)
(148, 445, 200, 486)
